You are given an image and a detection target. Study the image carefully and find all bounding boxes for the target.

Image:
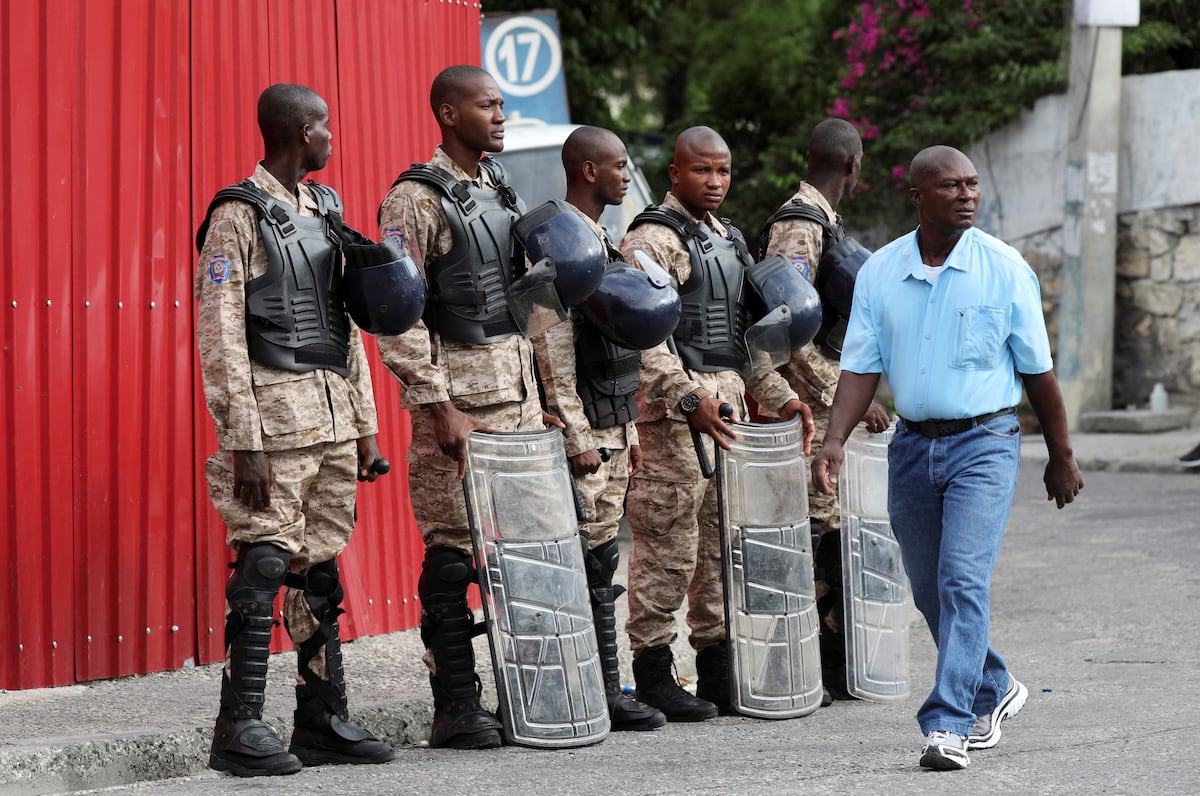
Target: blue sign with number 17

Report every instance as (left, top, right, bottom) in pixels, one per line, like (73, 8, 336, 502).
(481, 11, 570, 124)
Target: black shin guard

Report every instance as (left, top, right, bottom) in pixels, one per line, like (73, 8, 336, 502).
(222, 543, 290, 719)
(586, 539, 666, 730)
(210, 543, 302, 777)
(418, 545, 501, 749)
(287, 557, 393, 766)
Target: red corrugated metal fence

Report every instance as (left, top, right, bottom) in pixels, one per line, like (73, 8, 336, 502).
(1, 0, 482, 690)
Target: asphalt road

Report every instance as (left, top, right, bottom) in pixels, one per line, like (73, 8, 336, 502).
(67, 467, 1200, 795)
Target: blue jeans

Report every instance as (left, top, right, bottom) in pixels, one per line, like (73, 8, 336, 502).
(888, 413, 1021, 736)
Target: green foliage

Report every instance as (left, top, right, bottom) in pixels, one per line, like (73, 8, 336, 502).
(482, 0, 1200, 237)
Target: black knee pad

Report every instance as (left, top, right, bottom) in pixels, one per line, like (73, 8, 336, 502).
(224, 543, 289, 648)
(227, 543, 290, 606)
(418, 546, 473, 603)
(302, 557, 344, 619)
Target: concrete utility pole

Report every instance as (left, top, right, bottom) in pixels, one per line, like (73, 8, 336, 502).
(1057, 0, 1139, 428)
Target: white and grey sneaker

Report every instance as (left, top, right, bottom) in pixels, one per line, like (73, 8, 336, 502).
(919, 730, 970, 770)
(968, 676, 1028, 750)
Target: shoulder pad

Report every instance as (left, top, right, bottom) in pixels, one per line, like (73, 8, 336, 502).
(196, 180, 276, 254)
(757, 199, 835, 259)
(629, 204, 697, 240)
(305, 181, 344, 217)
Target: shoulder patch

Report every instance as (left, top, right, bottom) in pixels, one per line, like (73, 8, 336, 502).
(208, 253, 230, 284)
(382, 226, 406, 250)
(789, 254, 811, 281)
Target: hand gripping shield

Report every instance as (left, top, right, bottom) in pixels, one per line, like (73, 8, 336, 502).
(463, 429, 610, 747)
(716, 416, 823, 718)
(838, 425, 911, 702)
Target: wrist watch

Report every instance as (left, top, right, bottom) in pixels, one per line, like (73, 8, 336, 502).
(678, 392, 701, 416)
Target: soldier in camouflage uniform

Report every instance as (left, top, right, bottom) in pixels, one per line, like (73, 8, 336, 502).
(619, 126, 815, 721)
(532, 125, 667, 732)
(376, 65, 561, 750)
(760, 119, 889, 700)
(196, 84, 394, 777)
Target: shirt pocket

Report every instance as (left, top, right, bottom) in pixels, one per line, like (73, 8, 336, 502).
(442, 338, 525, 408)
(251, 366, 326, 437)
(951, 306, 1008, 370)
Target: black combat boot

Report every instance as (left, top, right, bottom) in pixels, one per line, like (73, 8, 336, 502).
(420, 547, 503, 749)
(694, 641, 734, 715)
(210, 544, 303, 778)
(287, 559, 394, 766)
(631, 645, 718, 722)
(586, 540, 666, 731)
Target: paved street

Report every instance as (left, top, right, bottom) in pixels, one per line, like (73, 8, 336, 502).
(46, 466, 1199, 795)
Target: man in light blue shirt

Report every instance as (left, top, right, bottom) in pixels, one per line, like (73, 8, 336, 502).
(812, 145, 1083, 771)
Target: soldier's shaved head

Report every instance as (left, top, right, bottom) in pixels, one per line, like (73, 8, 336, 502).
(562, 126, 622, 176)
(673, 126, 729, 163)
(807, 119, 862, 178)
(430, 65, 492, 115)
(257, 84, 327, 153)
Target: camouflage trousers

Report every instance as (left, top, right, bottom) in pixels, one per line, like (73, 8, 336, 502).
(575, 445, 630, 549)
(206, 441, 358, 680)
(624, 418, 724, 654)
(407, 395, 545, 554)
(808, 400, 840, 531)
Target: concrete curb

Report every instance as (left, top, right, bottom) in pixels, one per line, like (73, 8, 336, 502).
(0, 699, 432, 795)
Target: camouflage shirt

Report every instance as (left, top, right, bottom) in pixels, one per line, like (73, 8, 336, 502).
(376, 147, 538, 410)
(762, 181, 842, 407)
(620, 191, 798, 422)
(195, 163, 378, 452)
(532, 204, 635, 456)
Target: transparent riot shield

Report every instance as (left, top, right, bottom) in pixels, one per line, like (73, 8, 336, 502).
(717, 417, 823, 718)
(838, 424, 911, 702)
(463, 429, 610, 747)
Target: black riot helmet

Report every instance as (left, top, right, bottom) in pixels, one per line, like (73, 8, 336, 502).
(342, 238, 426, 335)
(742, 253, 823, 368)
(814, 237, 871, 356)
(582, 254, 681, 350)
(511, 199, 607, 309)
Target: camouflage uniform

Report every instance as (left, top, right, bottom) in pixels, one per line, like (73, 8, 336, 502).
(196, 164, 378, 679)
(762, 181, 843, 530)
(532, 205, 637, 549)
(376, 147, 543, 554)
(620, 192, 799, 654)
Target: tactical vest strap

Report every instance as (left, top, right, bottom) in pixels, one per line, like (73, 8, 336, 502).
(757, 199, 845, 260)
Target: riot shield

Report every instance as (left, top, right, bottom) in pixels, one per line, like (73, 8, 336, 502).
(838, 424, 911, 702)
(717, 416, 823, 718)
(463, 429, 610, 747)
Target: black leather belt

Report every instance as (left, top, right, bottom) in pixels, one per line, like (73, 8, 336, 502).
(900, 408, 1016, 438)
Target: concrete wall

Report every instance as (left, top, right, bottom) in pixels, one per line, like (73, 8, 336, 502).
(969, 68, 1200, 408)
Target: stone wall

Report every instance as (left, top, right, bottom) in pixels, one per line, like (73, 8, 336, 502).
(1009, 203, 1200, 410)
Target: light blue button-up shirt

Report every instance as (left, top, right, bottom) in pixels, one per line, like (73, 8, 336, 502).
(840, 226, 1053, 422)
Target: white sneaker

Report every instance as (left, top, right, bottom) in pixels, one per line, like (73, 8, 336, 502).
(919, 730, 970, 770)
(968, 676, 1028, 750)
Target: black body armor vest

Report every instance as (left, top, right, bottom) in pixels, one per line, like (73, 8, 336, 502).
(576, 248, 642, 430)
(197, 180, 350, 377)
(388, 157, 524, 345)
(629, 206, 753, 374)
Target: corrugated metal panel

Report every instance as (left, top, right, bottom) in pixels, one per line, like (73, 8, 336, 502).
(2, 0, 480, 689)
(325, 0, 484, 638)
(189, 0, 274, 666)
(73, 0, 196, 681)
(1, 0, 79, 690)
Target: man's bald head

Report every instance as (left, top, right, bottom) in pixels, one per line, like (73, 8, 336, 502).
(257, 84, 327, 153)
(429, 65, 492, 116)
(909, 145, 974, 190)
(807, 119, 862, 178)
